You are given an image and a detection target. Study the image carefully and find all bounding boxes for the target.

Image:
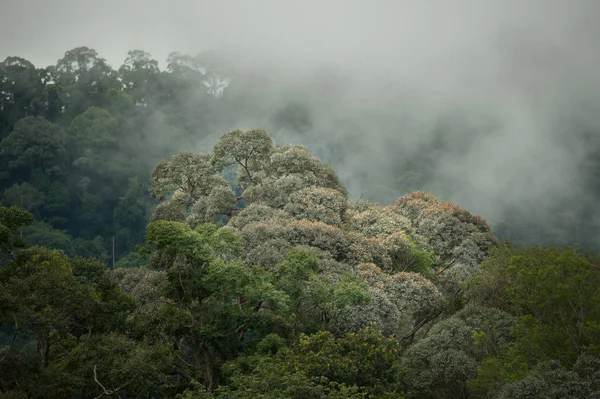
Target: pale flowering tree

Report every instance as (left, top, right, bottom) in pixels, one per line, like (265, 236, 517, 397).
(348, 202, 414, 238)
(235, 217, 389, 270)
(393, 191, 439, 221)
(280, 220, 384, 266)
(186, 185, 235, 227)
(150, 151, 235, 225)
(266, 144, 347, 195)
(149, 190, 189, 223)
(114, 267, 166, 315)
(146, 130, 502, 345)
(237, 221, 289, 249)
(385, 271, 444, 341)
(243, 144, 348, 210)
(227, 204, 290, 229)
(392, 192, 499, 281)
(152, 130, 351, 228)
(211, 129, 274, 184)
(150, 152, 219, 202)
(332, 263, 444, 338)
(243, 238, 292, 270)
(333, 263, 405, 335)
(245, 174, 307, 208)
(284, 186, 348, 226)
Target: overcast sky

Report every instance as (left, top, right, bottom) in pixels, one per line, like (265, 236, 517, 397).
(1, 0, 597, 71)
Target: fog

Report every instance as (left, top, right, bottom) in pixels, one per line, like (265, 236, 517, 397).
(2, 0, 600, 245)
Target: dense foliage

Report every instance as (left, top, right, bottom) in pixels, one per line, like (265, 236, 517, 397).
(2, 48, 600, 398)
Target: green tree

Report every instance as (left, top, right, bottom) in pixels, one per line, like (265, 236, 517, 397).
(467, 246, 600, 366)
(0, 248, 134, 396)
(0, 204, 34, 256)
(1, 182, 45, 216)
(145, 220, 288, 390)
(52, 47, 119, 116)
(113, 178, 150, 257)
(465, 246, 600, 397)
(0, 116, 67, 178)
(0, 57, 46, 138)
(69, 106, 118, 156)
(185, 326, 405, 399)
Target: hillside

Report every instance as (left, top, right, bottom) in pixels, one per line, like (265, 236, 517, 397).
(1, 127, 600, 398)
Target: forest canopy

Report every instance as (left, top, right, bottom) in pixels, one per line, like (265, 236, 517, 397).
(1, 47, 600, 398)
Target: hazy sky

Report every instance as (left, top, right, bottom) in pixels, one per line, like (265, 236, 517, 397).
(1, 0, 597, 70)
(2, 0, 600, 240)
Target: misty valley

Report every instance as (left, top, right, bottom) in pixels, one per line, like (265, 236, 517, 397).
(1, 44, 600, 398)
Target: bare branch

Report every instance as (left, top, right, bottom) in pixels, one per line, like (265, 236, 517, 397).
(93, 365, 112, 398)
(177, 355, 201, 369)
(400, 309, 442, 344)
(436, 259, 456, 276)
(93, 365, 135, 399)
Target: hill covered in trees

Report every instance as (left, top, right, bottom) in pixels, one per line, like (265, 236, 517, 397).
(2, 126, 600, 398)
(1, 48, 600, 398)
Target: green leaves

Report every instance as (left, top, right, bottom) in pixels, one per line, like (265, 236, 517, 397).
(191, 325, 406, 399)
(289, 325, 405, 397)
(146, 220, 212, 270)
(468, 246, 600, 364)
(0, 204, 34, 254)
(59, 333, 176, 398)
(0, 116, 67, 177)
(463, 246, 600, 397)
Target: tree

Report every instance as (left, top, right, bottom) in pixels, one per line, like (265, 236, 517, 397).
(113, 178, 150, 257)
(118, 49, 161, 106)
(0, 247, 135, 396)
(0, 204, 34, 256)
(144, 220, 288, 390)
(1, 182, 45, 216)
(0, 57, 46, 138)
(335, 263, 443, 339)
(494, 357, 600, 399)
(69, 106, 118, 154)
(0, 116, 67, 178)
(464, 246, 600, 396)
(184, 326, 406, 399)
(53, 47, 119, 116)
(22, 222, 74, 254)
(274, 248, 370, 334)
(151, 152, 224, 202)
(287, 326, 405, 398)
(401, 305, 516, 398)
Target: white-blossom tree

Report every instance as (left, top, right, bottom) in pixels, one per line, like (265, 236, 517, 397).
(147, 129, 500, 345)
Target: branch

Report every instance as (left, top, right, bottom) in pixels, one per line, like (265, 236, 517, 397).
(93, 365, 111, 398)
(236, 159, 255, 184)
(177, 355, 201, 369)
(400, 309, 442, 343)
(93, 365, 134, 399)
(436, 259, 456, 276)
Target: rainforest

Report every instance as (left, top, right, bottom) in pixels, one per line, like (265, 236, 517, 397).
(2, 1, 600, 397)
